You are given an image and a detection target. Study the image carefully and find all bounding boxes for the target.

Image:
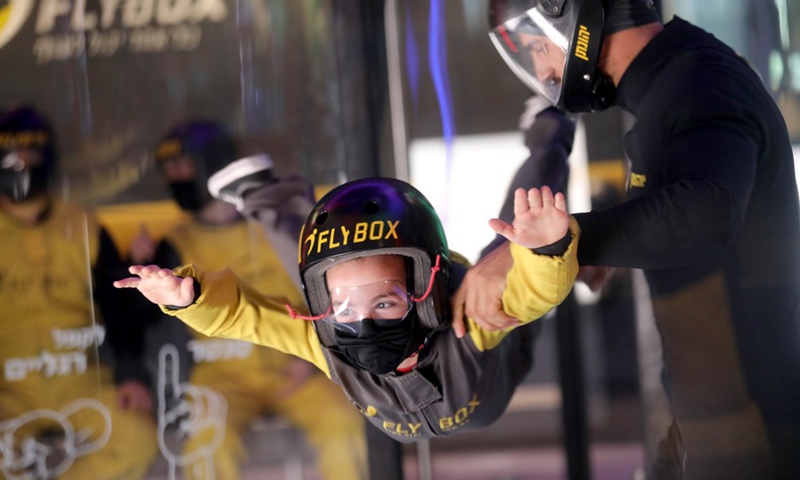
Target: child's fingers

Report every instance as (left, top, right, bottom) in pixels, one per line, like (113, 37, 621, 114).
(554, 191, 567, 212)
(539, 186, 554, 208)
(488, 218, 514, 240)
(513, 188, 529, 217)
(157, 268, 175, 278)
(114, 278, 141, 289)
(139, 265, 162, 276)
(527, 187, 543, 210)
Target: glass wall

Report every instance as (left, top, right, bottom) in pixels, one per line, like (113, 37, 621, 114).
(1, 0, 797, 479)
(0, 1, 375, 479)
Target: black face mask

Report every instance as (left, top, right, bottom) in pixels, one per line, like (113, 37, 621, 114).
(333, 308, 429, 375)
(168, 181, 207, 212)
(0, 168, 48, 202)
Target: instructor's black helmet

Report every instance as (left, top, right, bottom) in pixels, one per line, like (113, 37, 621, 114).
(489, 0, 659, 113)
(155, 121, 238, 211)
(298, 178, 451, 348)
(0, 106, 56, 202)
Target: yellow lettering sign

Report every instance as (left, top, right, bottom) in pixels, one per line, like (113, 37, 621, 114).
(386, 220, 399, 239)
(354, 222, 368, 243)
(303, 221, 400, 255)
(329, 228, 341, 249)
(316, 229, 330, 253)
(0, 131, 50, 149)
(369, 221, 383, 240)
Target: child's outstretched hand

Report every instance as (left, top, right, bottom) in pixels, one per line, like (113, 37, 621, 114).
(113, 265, 195, 307)
(488, 186, 569, 249)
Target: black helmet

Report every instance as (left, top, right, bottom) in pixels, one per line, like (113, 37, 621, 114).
(489, 0, 616, 113)
(155, 120, 238, 211)
(298, 178, 451, 347)
(0, 106, 57, 201)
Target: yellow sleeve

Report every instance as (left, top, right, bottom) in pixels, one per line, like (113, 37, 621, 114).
(468, 216, 580, 351)
(159, 265, 331, 377)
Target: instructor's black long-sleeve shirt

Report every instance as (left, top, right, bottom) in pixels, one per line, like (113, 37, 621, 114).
(574, 17, 800, 478)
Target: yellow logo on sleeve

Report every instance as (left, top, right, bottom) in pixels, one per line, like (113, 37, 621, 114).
(630, 173, 647, 188)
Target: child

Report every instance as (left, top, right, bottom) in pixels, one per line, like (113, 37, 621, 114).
(115, 173, 578, 441)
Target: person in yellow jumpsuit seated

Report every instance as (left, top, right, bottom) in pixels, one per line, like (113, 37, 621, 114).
(128, 121, 366, 480)
(0, 106, 157, 479)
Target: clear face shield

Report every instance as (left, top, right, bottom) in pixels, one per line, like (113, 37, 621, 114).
(489, 6, 580, 107)
(323, 280, 414, 336)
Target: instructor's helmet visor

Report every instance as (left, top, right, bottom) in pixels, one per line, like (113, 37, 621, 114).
(490, 7, 574, 107)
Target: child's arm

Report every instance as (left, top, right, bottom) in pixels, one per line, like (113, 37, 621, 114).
(114, 264, 331, 376)
(452, 187, 575, 338)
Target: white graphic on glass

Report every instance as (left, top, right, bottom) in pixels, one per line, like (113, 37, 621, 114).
(157, 344, 226, 480)
(0, 398, 112, 479)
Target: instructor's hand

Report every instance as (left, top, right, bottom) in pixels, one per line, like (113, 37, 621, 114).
(451, 243, 520, 338)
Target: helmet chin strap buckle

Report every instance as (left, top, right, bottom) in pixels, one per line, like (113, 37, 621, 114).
(591, 74, 617, 111)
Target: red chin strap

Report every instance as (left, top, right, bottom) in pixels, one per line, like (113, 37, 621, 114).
(286, 304, 331, 321)
(285, 254, 442, 320)
(411, 254, 441, 304)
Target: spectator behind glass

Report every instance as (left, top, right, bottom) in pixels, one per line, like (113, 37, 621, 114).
(0, 105, 157, 479)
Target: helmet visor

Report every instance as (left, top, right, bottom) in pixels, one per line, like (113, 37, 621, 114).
(324, 280, 414, 336)
(489, 7, 578, 106)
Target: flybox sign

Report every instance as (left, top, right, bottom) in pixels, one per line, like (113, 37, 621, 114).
(0, 0, 229, 64)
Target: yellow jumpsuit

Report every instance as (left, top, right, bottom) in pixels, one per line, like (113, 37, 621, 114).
(160, 219, 366, 480)
(0, 201, 157, 480)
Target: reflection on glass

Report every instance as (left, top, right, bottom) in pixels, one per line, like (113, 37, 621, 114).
(0, 106, 158, 479)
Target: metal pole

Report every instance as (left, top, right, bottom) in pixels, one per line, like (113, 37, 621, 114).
(556, 291, 592, 480)
(366, 422, 404, 480)
(384, 0, 410, 181)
